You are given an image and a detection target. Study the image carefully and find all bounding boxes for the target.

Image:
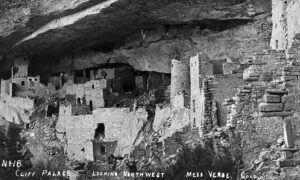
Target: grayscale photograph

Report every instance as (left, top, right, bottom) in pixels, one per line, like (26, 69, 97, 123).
(0, 0, 299, 179)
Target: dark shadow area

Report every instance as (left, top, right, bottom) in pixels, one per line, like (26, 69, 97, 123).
(94, 123, 105, 140)
(0, 122, 33, 180)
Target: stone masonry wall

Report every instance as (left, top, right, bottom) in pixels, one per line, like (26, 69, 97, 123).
(56, 107, 148, 161)
(66, 79, 106, 109)
(270, 0, 300, 50)
(214, 74, 244, 126)
(225, 49, 289, 170)
(190, 53, 213, 136)
(270, 0, 287, 50)
(265, 65, 300, 167)
(286, 0, 300, 50)
(170, 59, 189, 108)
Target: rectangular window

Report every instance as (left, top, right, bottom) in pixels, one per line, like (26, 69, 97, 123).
(193, 100, 195, 112)
(21, 81, 25, 86)
(100, 146, 106, 153)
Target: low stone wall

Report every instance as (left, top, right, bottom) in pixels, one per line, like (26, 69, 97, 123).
(214, 74, 244, 126)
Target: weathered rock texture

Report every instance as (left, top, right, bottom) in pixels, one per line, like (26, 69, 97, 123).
(270, 0, 300, 50)
(0, 0, 271, 75)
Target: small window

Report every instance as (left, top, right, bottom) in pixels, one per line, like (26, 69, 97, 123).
(89, 100, 93, 111)
(92, 85, 94, 89)
(100, 146, 106, 153)
(193, 100, 196, 112)
(21, 81, 25, 86)
(35, 78, 38, 81)
(29, 79, 32, 82)
(276, 40, 278, 49)
(193, 118, 196, 124)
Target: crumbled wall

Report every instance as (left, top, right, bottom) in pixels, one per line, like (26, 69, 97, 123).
(96, 68, 115, 80)
(65, 79, 106, 109)
(13, 77, 44, 97)
(222, 48, 292, 170)
(56, 107, 148, 161)
(214, 74, 244, 126)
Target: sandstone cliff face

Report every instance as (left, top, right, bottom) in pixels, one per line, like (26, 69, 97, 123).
(21, 13, 272, 75)
(0, 0, 271, 75)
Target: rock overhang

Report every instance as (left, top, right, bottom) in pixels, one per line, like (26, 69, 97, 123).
(0, 0, 271, 75)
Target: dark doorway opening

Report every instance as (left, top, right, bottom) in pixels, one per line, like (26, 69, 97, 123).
(94, 123, 105, 140)
(100, 146, 106, 154)
(89, 100, 93, 111)
(47, 103, 59, 117)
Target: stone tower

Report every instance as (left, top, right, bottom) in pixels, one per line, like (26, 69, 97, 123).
(190, 53, 213, 137)
(170, 59, 189, 109)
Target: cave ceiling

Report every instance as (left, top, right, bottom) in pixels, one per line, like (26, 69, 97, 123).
(0, 0, 271, 74)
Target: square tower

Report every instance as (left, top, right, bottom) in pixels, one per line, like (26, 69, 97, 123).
(190, 53, 213, 137)
(170, 59, 189, 108)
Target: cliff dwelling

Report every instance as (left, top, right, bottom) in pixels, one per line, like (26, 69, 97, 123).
(1, 0, 300, 179)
